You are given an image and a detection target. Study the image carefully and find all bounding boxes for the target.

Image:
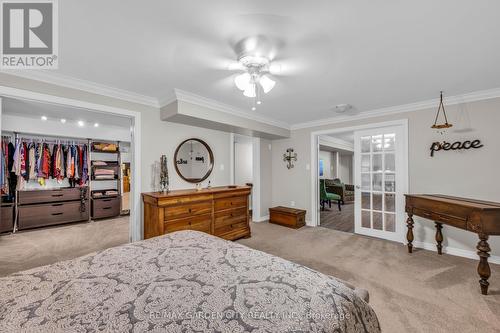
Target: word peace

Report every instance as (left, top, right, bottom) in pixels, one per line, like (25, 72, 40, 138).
(430, 140, 483, 157)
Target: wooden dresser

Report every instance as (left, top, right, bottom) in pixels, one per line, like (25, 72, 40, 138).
(142, 186, 251, 241)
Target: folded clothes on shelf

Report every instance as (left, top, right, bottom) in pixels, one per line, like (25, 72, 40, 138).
(94, 143, 118, 152)
(92, 161, 108, 166)
(94, 175, 115, 180)
(105, 190, 118, 196)
(94, 168, 115, 176)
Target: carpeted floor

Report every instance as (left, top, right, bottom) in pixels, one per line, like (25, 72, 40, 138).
(238, 222, 500, 333)
(320, 202, 354, 232)
(1, 218, 499, 332)
(0, 216, 129, 276)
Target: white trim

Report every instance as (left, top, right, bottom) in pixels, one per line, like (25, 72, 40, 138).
(413, 241, 500, 265)
(251, 137, 261, 219)
(2, 70, 160, 107)
(229, 133, 235, 185)
(318, 136, 354, 152)
(310, 119, 409, 228)
(253, 215, 269, 222)
(174, 89, 290, 130)
(0, 85, 143, 242)
(292, 87, 500, 130)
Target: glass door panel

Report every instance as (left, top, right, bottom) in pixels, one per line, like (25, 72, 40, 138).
(354, 126, 406, 242)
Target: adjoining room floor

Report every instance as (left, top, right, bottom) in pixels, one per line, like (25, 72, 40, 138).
(238, 222, 500, 333)
(320, 202, 354, 232)
(0, 216, 129, 277)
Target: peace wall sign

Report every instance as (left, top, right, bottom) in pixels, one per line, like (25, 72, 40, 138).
(430, 140, 483, 157)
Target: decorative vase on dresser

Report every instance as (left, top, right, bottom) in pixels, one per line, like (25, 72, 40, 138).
(142, 185, 251, 241)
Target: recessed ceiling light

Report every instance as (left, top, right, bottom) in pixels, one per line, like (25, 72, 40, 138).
(257, 100, 262, 105)
(251, 106, 256, 111)
(60, 118, 66, 123)
(41, 116, 48, 121)
(77, 120, 85, 127)
(94, 123, 99, 127)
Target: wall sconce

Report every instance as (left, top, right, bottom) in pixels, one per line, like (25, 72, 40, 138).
(283, 148, 297, 169)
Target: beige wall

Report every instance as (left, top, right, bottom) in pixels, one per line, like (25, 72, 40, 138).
(272, 97, 500, 258)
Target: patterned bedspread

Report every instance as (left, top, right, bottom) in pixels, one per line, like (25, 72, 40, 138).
(0, 231, 380, 332)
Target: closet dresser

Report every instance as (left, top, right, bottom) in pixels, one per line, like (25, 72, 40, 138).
(17, 187, 89, 230)
(142, 186, 251, 240)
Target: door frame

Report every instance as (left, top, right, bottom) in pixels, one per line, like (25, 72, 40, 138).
(310, 119, 409, 242)
(229, 134, 262, 221)
(0, 85, 142, 242)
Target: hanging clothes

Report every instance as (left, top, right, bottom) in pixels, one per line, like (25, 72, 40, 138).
(28, 143, 36, 180)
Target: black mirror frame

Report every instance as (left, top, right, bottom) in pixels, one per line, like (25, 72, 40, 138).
(174, 138, 214, 183)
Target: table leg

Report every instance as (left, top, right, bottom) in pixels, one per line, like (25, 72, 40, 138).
(435, 222, 443, 255)
(477, 233, 491, 295)
(406, 214, 414, 253)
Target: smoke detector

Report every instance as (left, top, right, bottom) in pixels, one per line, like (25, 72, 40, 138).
(335, 104, 352, 113)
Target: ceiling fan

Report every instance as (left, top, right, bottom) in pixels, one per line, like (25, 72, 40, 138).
(228, 35, 284, 110)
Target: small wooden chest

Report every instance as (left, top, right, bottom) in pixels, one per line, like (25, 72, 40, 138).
(269, 206, 306, 229)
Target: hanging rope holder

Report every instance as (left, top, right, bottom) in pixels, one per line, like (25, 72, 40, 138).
(431, 91, 453, 129)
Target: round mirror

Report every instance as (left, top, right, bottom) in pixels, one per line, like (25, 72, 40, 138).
(174, 138, 214, 183)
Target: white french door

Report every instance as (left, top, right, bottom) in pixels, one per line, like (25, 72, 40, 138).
(354, 125, 407, 242)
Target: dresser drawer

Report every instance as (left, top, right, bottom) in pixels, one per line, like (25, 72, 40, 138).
(214, 207, 247, 228)
(159, 194, 212, 207)
(214, 220, 248, 236)
(219, 227, 251, 241)
(92, 197, 120, 219)
(0, 205, 14, 233)
(18, 187, 88, 205)
(18, 201, 89, 230)
(214, 195, 247, 211)
(165, 214, 212, 233)
(412, 208, 467, 229)
(164, 201, 212, 220)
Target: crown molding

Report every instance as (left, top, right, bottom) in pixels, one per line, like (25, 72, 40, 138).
(290, 87, 500, 130)
(172, 88, 290, 130)
(1, 70, 160, 107)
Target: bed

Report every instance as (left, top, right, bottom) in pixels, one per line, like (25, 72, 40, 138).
(0, 231, 380, 332)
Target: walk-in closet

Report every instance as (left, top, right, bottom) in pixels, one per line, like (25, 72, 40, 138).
(0, 97, 133, 274)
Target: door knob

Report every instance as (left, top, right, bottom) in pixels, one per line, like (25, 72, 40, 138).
(355, 185, 361, 189)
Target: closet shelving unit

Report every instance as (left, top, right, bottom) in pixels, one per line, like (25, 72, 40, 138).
(4, 132, 91, 233)
(89, 140, 122, 220)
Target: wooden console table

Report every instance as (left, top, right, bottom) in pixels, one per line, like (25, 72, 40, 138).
(405, 194, 500, 295)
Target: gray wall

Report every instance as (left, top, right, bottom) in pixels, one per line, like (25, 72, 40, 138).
(272, 97, 500, 258)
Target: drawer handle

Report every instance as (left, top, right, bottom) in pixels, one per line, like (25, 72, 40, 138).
(51, 212, 63, 216)
(230, 213, 233, 217)
(51, 194, 64, 197)
(52, 203, 63, 207)
(103, 207, 112, 210)
(188, 208, 192, 213)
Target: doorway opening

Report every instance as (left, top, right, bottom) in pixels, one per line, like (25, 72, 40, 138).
(0, 94, 140, 276)
(311, 120, 408, 243)
(318, 134, 355, 232)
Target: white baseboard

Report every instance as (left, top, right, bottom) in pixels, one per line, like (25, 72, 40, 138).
(253, 215, 269, 222)
(413, 241, 500, 265)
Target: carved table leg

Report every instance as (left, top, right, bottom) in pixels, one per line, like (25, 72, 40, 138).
(477, 233, 491, 295)
(435, 222, 443, 255)
(406, 214, 414, 253)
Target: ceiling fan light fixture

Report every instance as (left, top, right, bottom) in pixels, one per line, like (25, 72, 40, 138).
(259, 75, 275, 94)
(238, 55, 269, 68)
(243, 83, 256, 98)
(234, 72, 251, 91)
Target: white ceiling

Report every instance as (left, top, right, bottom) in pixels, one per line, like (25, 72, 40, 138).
(2, 98, 132, 128)
(5, 0, 500, 126)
